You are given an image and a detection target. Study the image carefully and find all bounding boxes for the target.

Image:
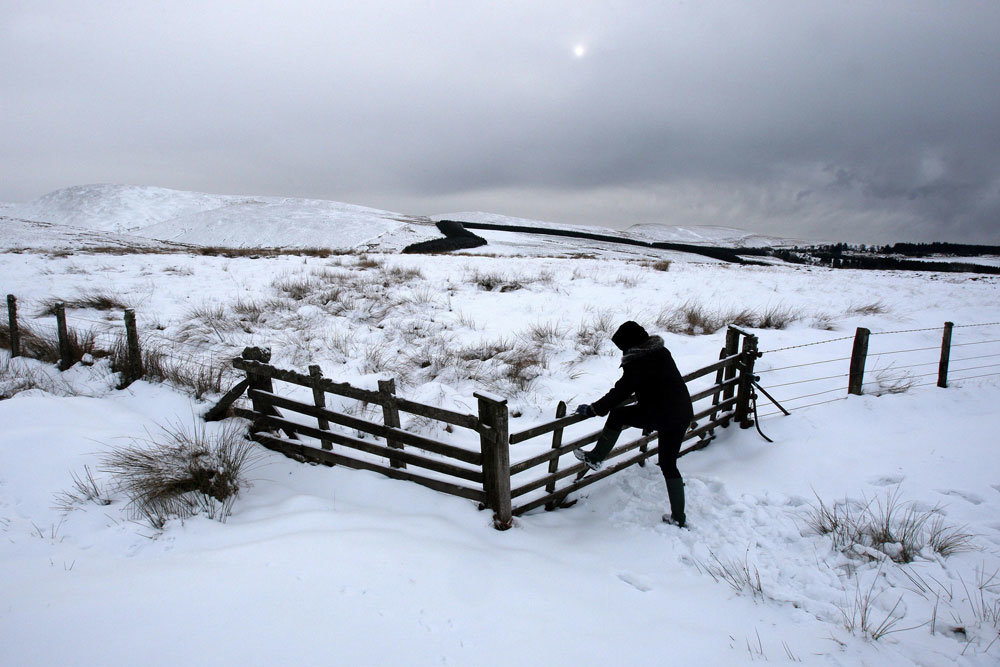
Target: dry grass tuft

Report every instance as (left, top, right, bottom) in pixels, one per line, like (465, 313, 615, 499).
(101, 421, 258, 528)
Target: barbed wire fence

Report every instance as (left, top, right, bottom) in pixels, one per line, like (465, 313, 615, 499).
(5, 292, 1000, 424)
(754, 322, 1000, 418)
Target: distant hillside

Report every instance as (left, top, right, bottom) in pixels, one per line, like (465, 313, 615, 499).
(5, 184, 438, 250)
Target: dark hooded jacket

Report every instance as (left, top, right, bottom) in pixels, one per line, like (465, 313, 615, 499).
(591, 334, 694, 428)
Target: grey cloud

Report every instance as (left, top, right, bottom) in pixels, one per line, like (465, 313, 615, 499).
(2, 1, 999, 243)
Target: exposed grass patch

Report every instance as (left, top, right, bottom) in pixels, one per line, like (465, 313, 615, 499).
(848, 300, 890, 316)
(700, 550, 766, 601)
(100, 421, 258, 528)
(656, 301, 803, 335)
(469, 269, 525, 292)
(576, 310, 616, 356)
(53, 465, 112, 512)
(36, 290, 132, 316)
(109, 339, 232, 398)
(806, 488, 976, 564)
(273, 275, 319, 300)
(522, 320, 569, 347)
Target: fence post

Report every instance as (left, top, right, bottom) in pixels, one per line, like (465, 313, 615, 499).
(54, 302, 72, 370)
(309, 365, 334, 452)
(6, 295, 20, 358)
(734, 334, 759, 429)
(937, 321, 954, 388)
(475, 392, 512, 530)
(123, 308, 142, 384)
(544, 401, 567, 511)
(378, 378, 405, 469)
(848, 327, 870, 395)
(722, 327, 741, 402)
(243, 346, 273, 430)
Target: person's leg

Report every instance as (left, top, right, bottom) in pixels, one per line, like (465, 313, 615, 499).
(657, 421, 687, 526)
(589, 405, 641, 462)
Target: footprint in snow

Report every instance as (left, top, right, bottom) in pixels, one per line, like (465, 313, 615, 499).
(616, 572, 652, 592)
(869, 474, 905, 486)
(935, 489, 984, 505)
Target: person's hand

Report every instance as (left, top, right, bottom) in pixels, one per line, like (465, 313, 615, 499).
(575, 404, 596, 417)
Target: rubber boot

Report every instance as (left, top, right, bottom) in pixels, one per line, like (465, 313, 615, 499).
(663, 477, 686, 528)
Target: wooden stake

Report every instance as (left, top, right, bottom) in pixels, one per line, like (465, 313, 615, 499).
(734, 334, 759, 429)
(722, 326, 740, 402)
(309, 365, 334, 452)
(848, 327, 870, 395)
(544, 401, 567, 511)
(123, 308, 142, 384)
(55, 302, 72, 370)
(475, 392, 512, 530)
(378, 378, 405, 468)
(6, 295, 20, 358)
(937, 321, 954, 388)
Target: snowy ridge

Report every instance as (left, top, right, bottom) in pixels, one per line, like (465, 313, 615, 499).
(0, 216, 189, 252)
(4, 184, 440, 250)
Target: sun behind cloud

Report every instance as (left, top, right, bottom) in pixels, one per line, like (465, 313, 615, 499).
(573, 44, 587, 58)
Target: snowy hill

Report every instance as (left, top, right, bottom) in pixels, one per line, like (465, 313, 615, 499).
(3, 186, 802, 255)
(625, 223, 804, 248)
(4, 184, 439, 250)
(0, 216, 191, 253)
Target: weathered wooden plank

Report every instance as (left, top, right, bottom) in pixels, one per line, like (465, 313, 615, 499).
(509, 429, 602, 475)
(204, 378, 251, 422)
(251, 431, 485, 503)
(232, 357, 482, 430)
(513, 421, 726, 516)
(509, 411, 587, 445)
(234, 357, 381, 402)
(237, 408, 483, 483)
(513, 445, 658, 516)
(681, 352, 742, 383)
(692, 396, 737, 423)
(689, 376, 739, 403)
(509, 412, 735, 496)
(393, 397, 481, 431)
(249, 390, 482, 465)
(511, 431, 658, 498)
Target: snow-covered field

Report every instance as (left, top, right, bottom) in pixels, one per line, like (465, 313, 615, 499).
(2, 188, 1000, 665)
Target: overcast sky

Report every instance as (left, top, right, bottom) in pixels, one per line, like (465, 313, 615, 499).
(2, 1, 999, 243)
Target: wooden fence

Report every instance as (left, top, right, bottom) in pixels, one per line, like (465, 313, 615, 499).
(224, 326, 760, 530)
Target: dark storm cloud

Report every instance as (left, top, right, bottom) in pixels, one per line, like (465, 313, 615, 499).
(2, 1, 999, 242)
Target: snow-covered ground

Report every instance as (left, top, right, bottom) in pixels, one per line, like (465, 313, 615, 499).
(2, 189, 999, 665)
